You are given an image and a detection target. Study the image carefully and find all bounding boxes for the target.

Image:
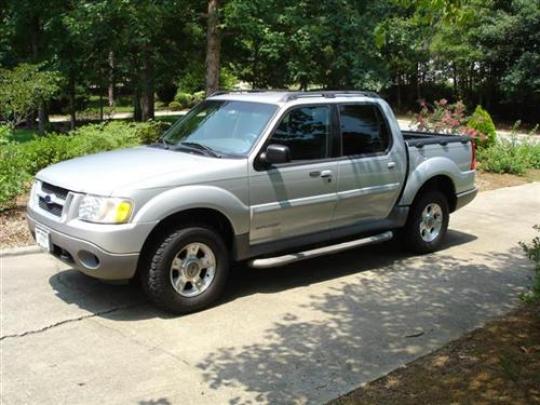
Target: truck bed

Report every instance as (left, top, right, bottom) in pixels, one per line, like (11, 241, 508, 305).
(402, 130, 471, 148)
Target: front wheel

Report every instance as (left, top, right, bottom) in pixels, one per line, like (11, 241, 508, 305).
(141, 226, 230, 314)
(401, 190, 449, 254)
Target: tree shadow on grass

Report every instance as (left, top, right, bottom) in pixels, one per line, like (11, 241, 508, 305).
(196, 243, 533, 404)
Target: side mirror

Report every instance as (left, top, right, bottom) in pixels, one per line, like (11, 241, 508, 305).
(260, 144, 291, 164)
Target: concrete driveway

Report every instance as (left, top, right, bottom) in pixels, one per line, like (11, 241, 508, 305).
(1, 183, 539, 404)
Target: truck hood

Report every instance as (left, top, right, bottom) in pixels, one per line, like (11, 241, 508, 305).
(36, 146, 244, 195)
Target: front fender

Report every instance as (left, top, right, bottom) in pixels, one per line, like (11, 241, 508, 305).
(400, 156, 474, 206)
(133, 185, 250, 235)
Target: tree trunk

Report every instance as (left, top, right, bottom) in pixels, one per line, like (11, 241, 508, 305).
(108, 51, 115, 107)
(99, 91, 104, 121)
(141, 50, 154, 121)
(205, 0, 221, 95)
(133, 89, 142, 122)
(396, 73, 402, 111)
(29, 14, 40, 130)
(416, 62, 421, 100)
(37, 102, 48, 134)
(68, 74, 76, 130)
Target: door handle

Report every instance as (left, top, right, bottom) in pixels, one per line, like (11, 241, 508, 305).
(320, 170, 333, 178)
(387, 161, 396, 169)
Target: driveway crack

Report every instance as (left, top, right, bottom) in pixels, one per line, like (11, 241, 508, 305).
(0, 304, 142, 341)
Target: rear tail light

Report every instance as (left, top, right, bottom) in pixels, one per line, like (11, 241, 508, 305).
(470, 140, 477, 170)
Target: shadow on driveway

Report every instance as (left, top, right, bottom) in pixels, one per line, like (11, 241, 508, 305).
(48, 230, 477, 321)
(46, 229, 534, 403)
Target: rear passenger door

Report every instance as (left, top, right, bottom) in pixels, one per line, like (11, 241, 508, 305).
(333, 103, 403, 227)
(248, 105, 338, 244)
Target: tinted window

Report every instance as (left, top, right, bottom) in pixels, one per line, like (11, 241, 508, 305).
(270, 106, 330, 160)
(340, 104, 390, 155)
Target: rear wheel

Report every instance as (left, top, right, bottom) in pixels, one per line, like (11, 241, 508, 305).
(141, 226, 229, 314)
(401, 190, 449, 254)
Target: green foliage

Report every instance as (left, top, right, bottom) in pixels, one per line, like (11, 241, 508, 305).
(192, 91, 206, 105)
(519, 225, 540, 302)
(135, 121, 170, 144)
(467, 105, 497, 148)
(0, 124, 13, 146)
(0, 64, 61, 126)
(174, 92, 194, 109)
(168, 101, 183, 111)
(0, 121, 167, 210)
(156, 83, 178, 104)
(477, 136, 540, 175)
(1, 0, 539, 125)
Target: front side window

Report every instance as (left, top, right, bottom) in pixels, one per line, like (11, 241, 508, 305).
(162, 100, 277, 156)
(269, 106, 330, 161)
(340, 104, 390, 155)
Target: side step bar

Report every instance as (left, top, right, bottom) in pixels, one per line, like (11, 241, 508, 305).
(249, 231, 393, 269)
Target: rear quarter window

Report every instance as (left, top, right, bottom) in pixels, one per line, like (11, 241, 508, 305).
(339, 104, 391, 156)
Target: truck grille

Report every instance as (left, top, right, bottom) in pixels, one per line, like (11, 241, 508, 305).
(41, 182, 70, 200)
(38, 198, 64, 216)
(37, 181, 71, 217)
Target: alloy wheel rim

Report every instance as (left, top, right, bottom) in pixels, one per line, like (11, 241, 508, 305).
(419, 203, 443, 242)
(169, 242, 216, 297)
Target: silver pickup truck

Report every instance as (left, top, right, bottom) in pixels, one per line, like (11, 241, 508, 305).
(27, 91, 477, 313)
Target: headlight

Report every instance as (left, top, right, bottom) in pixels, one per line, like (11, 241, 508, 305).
(29, 180, 40, 207)
(78, 195, 133, 224)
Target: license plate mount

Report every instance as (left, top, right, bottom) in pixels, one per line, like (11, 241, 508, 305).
(35, 227, 51, 252)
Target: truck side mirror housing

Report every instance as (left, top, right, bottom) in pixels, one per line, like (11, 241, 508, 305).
(260, 144, 291, 164)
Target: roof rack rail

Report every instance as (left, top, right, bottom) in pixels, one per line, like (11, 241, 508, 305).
(209, 89, 282, 97)
(283, 90, 380, 101)
(208, 89, 381, 101)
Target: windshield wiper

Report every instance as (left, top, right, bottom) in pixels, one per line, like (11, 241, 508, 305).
(152, 137, 173, 149)
(177, 142, 222, 158)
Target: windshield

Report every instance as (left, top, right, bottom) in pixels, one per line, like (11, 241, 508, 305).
(161, 100, 278, 156)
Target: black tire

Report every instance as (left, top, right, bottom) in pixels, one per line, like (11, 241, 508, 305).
(401, 190, 449, 254)
(141, 226, 229, 314)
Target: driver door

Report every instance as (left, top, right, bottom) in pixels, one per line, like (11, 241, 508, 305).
(248, 105, 338, 245)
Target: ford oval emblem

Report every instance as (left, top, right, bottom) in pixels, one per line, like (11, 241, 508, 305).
(44, 194, 53, 204)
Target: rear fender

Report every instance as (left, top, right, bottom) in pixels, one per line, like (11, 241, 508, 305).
(400, 156, 474, 206)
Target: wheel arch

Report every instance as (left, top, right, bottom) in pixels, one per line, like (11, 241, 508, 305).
(412, 175, 457, 212)
(136, 207, 237, 278)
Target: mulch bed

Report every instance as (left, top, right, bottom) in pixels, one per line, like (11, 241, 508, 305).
(331, 303, 540, 405)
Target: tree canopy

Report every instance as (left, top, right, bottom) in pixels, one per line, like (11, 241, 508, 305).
(0, 0, 538, 126)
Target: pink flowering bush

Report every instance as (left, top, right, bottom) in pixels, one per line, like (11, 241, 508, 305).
(411, 99, 486, 144)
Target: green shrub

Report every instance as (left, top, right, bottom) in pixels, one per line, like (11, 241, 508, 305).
(156, 82, 177, 104)
(0, 148, 30, 210)
(135, 121, 170, 144)
(174, 92, 193, 109)
(0, 121, 165, 210)
(192, 90, 205, 105)
(520, 225, 540, 302)
(477, 136, 540, 175)
(467, 105, 497, 147)
(168, 101, 183, 111)
(0, 124, 12, 145)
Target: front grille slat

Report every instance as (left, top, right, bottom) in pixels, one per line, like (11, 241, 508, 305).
(41, 182, 69, 200)
(38, 198, 64, 216)
(37, 181, 72, 218)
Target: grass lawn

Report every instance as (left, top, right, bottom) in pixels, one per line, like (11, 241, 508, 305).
(9, 128, 38, 144)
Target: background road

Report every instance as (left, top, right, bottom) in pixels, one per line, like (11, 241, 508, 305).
(1, 183, 539, 404)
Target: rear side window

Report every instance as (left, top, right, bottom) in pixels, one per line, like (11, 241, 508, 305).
(270, 106, 330, 161)
(339, 104, 391, 155)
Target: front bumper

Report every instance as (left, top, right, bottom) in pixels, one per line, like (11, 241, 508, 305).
(27, 212, 140, 280)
